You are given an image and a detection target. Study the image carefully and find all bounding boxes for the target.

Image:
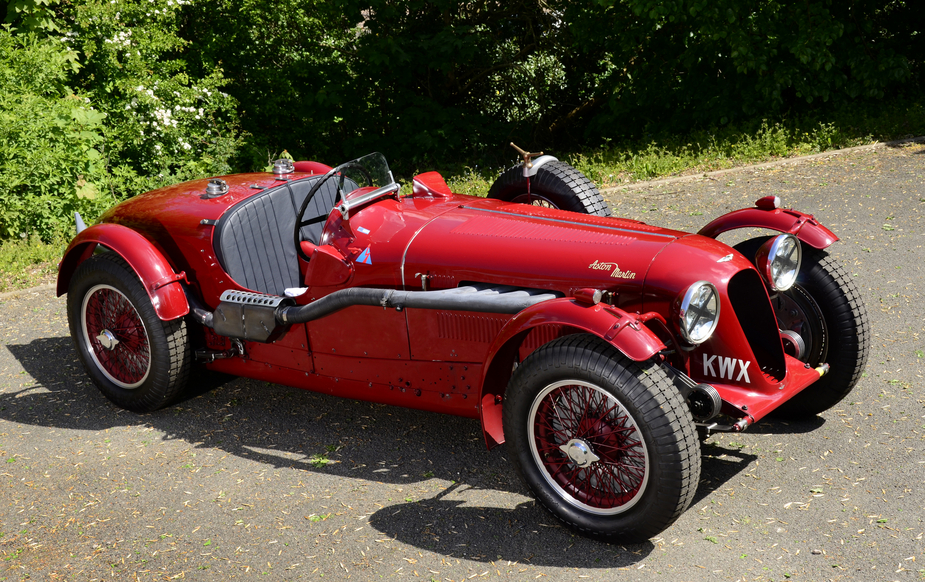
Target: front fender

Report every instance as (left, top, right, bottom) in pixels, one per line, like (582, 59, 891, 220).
(478, 298, 667, 448)
(57, 223, 190, 321)
(698, 201, 838, 250)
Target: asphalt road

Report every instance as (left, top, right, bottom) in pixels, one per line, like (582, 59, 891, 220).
(0, 143, 922, 581)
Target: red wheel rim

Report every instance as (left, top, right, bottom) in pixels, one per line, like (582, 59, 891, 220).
(81, 284, 151, 389)
(528, 380, 649, 514)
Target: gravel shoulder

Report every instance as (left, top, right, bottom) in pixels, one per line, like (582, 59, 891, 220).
(0, 143, 922, 580)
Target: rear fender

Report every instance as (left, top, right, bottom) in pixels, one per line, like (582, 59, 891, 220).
(57, 223, 190, 321)
(478, 298, 667, 448)
(698, 198, 837, 250)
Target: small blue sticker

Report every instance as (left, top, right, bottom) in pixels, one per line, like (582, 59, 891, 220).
(357, 247, 372, 265)
(357, 226, 371, 235)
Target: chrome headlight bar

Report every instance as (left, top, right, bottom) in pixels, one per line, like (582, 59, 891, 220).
(756, 234, 801, 292)
(677, 280, 720, 345)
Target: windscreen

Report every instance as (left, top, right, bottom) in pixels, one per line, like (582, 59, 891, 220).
(335, 152, 396, 198)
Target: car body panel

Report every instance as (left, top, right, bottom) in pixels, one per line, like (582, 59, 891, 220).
(402, 201, 682, 297)
(708, 354, 825, 424)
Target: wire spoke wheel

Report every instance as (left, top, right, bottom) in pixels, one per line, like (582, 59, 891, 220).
(503, 334, 699, 542)
(67, 253, 189, 412)
(81, 284, 151, 389)
(529, 380, 649, 514)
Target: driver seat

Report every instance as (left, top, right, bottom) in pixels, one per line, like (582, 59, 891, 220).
(213, 177, 341, 296)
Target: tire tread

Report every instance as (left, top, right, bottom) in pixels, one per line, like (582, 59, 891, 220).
(777, 247, 869, 416)
(488, 161, 612, 217)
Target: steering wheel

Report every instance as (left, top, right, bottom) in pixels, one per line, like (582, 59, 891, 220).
(294, 162, 373, 262)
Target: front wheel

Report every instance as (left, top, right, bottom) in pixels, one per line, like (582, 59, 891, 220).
(734, 239, 870, 417)
(488, 161, 612, 216)
(502, 334, 700, 542)
(67, 253, 190, 412)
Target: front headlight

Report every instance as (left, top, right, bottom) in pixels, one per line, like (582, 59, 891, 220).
(677, 281, 720, 345)
(756, 234, 801, 291)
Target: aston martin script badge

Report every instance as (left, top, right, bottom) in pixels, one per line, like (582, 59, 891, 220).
(588, 260, 637, 279)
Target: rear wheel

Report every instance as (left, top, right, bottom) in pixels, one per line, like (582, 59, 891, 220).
(734, 238, 870, 416)
(67, 253, 190, 412)
(502, 334, 699, 542)
(488, 161, 611, 216)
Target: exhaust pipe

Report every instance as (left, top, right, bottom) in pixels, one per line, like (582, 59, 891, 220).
(197, 284, 558, 342)
(278, 284, 557, 325)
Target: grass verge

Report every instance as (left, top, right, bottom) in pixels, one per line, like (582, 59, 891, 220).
(441, 98, 925, 190)
(0, 235, 67, 294)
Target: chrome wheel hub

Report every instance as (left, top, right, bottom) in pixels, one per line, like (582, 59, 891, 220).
(96, 329, 120, 351)
(559, 439, 600, 468)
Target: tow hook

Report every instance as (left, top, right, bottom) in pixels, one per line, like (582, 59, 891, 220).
(697, 415, 752, 435)
(732, 417, 751, 432)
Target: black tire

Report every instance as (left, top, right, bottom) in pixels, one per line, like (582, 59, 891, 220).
(67, 253, 190, 412)
(502, 334, 700, 542)
(734, 238, 870, 417)
(488, 160, 612, 217)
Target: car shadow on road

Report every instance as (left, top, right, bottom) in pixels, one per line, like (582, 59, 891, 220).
(745, 416, 826, 434)
(366, 482, 654, 568)
(365, 443, 758, 567)
(5, 337, 768, 566)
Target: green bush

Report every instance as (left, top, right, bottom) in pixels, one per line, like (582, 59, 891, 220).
(0, 31, 113, 240)
(1, 0, 246, 242)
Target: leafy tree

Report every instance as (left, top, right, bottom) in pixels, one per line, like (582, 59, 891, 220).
(3, 0, 62, 33)
(568, 0, 917, 138)
(181, 0, 566, 168)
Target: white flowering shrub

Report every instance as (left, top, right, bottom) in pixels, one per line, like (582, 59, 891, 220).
(64, 0, 242, 196)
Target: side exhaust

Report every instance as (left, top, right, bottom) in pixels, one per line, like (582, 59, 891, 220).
(193, 284, 558, 343)
(278, 284, 558, 325)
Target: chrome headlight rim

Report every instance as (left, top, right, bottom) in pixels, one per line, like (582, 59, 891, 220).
(758, 234, 802, 292)
(677, 280, 720, 345)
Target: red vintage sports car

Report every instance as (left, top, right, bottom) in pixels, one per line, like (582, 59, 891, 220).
(58, 148, 869, 542)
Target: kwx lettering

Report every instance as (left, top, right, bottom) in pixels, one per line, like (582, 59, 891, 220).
(703, 354, 751, 383)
